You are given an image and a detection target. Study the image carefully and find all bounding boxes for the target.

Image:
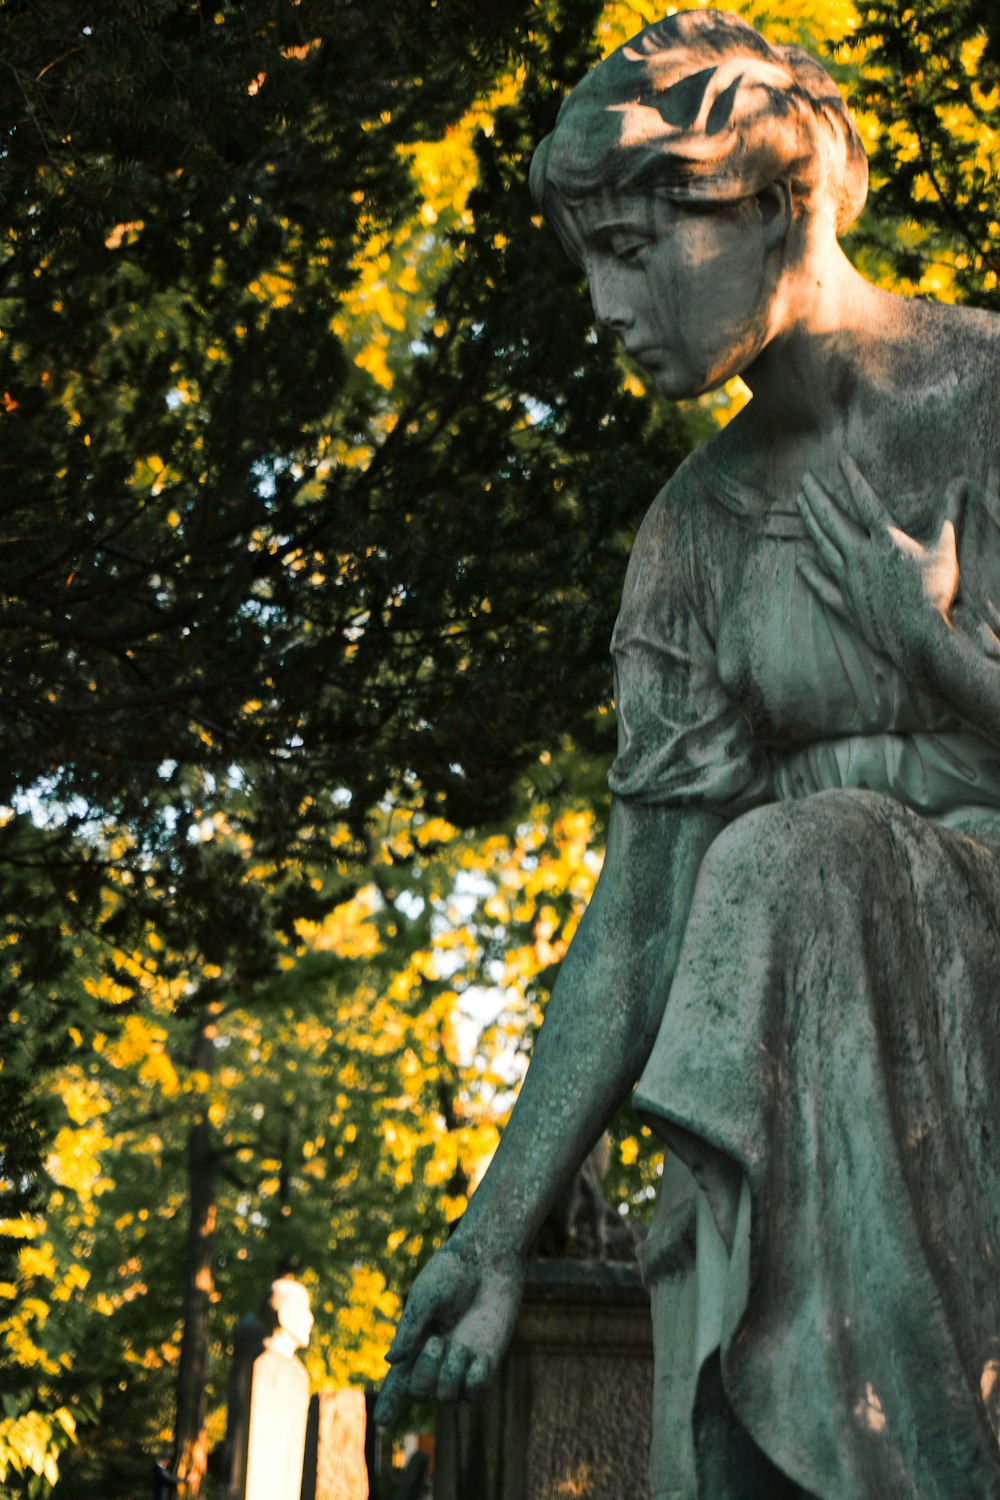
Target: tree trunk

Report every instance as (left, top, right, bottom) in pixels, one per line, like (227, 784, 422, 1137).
(171, 1007, 220, 1498)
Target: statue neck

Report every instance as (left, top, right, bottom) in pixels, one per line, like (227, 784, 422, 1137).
(264, 1327, 299, 1360)
(740, 241, 904, 440)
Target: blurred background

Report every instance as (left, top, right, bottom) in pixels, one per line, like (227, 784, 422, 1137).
(0, 0, 997, 1492)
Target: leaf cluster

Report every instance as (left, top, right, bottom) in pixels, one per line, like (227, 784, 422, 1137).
(0, 0, 686, 987)
(850, 0, 1000, 304)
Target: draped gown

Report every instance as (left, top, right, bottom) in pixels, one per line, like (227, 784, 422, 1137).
(610, 445, 1000, 1500)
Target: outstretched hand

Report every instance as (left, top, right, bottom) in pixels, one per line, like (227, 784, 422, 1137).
(373, 1237, 524, 1427)
(796, 454, 964, 678)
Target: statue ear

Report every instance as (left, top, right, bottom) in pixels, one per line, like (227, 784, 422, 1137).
(756, 181, 791, 249)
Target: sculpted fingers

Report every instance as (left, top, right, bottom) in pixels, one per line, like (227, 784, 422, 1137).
(375, 1243, 516, 1417)
(936, 479, 968, 575)
(374, 1335, 484, 1421)
(942, 477, 968, 533)
(797, 557, 848, 616)
(386, 1250, 474, 1368)
(384, 1290, 433, 1368)
(839, 454, 891, 533)
(408, 1335, 447, 1400)
(465, 1353, 493, 1401)
(435, 1340, 473, 1402)
(799, 474, 859, 574)
(803, 468, 869, 564)
(373, 1364, 410, 1427)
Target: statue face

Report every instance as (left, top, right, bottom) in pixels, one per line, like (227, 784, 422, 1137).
(268, 1278, 314, 1350)
(573, 190, 781, 398)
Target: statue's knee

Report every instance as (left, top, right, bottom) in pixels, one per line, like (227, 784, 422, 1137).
(697, 802, 796, 897)
(697, 793, 871, 911)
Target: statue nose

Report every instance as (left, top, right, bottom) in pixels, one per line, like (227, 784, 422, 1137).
(600, 304, 633, 333)
(594, 296, 634, 334)
(590, 267, 634, 333)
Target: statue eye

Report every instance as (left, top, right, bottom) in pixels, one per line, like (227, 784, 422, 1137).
(611, 236, 652, 264)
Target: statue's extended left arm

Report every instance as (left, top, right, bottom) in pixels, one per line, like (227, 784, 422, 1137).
(374, 796, 725, 1424)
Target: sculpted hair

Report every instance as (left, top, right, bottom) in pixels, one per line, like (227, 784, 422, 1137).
(530, 10, 868, 252)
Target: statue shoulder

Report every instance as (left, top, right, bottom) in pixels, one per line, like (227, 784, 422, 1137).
(635, 453, 712, 547)
(939, 302, 1000, 471)
(920, 298, 1000, 410)
(618, 455, 715, 619)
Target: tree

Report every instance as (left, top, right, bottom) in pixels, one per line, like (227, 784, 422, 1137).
(15, 777, 621, 1496)
(0, 0, 681, 979)
(2, 2, 692, 1476)
(0, 1, 685, 1363)
(6, 0, 998, 1491)
(849, 0, 1000, 308)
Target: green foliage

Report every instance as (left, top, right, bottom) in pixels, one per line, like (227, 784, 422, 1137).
(0, 0, 684, 1326)
(849, 0, 1000, 305)
(0, 0, 679, 973)
(18, 784, 613, 1495)
(4, 0, 999, 1492)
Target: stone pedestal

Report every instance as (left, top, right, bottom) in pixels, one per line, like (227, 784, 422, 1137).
(434, 1260, 653, 1500)
(300, 1390, 370, 1500)
(223, 1278, 314, 1500)
(243, 1346, 311, 1500)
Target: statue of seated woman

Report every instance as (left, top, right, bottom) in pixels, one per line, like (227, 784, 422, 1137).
(375, 12, 1000, 1496)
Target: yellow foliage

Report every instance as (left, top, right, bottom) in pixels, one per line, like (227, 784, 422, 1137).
(353, 340, 393, 390)
(105, 219, 145, 250)
(248, 269, 293, 306)
(18, 1243, 57, 1282)
(107, 1014, 167, 1071)
(0, 1218, 41, 1242)
(415, 816, 458, 847)
(619, 1136, 640, 1167)
(57, 1074, 110, 1127)
(313, 1265, 401, 1389)
(51, 1264, 90, 1303)
(0, 1406, 76, 1486)
(139, 1049, 180, 1096)
(47, 1125, 111, 1197)
(299, 887, 380, 958)
(83, 972, 133, 1005)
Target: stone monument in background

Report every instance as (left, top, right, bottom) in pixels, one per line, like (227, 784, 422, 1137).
(222, 1276, 314, 1500)
(300, 1388, 371, 1500)
(434, 1138, 653, 1500)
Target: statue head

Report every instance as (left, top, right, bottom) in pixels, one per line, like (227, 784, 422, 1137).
(530, 9, 868, 255)
(263, 1276, 314, 1358)
(529, 12, 869, 399)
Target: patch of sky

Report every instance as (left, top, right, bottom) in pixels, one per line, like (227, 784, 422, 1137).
(393, 890, 425, 921)
(13, 782, 95, 833)
(455, 987, 519, 1082)
(523, 397, 554, 426)
(251, 458, 277, 499)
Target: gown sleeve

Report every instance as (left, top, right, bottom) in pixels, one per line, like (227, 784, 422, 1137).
(608, 475, 772, 812)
